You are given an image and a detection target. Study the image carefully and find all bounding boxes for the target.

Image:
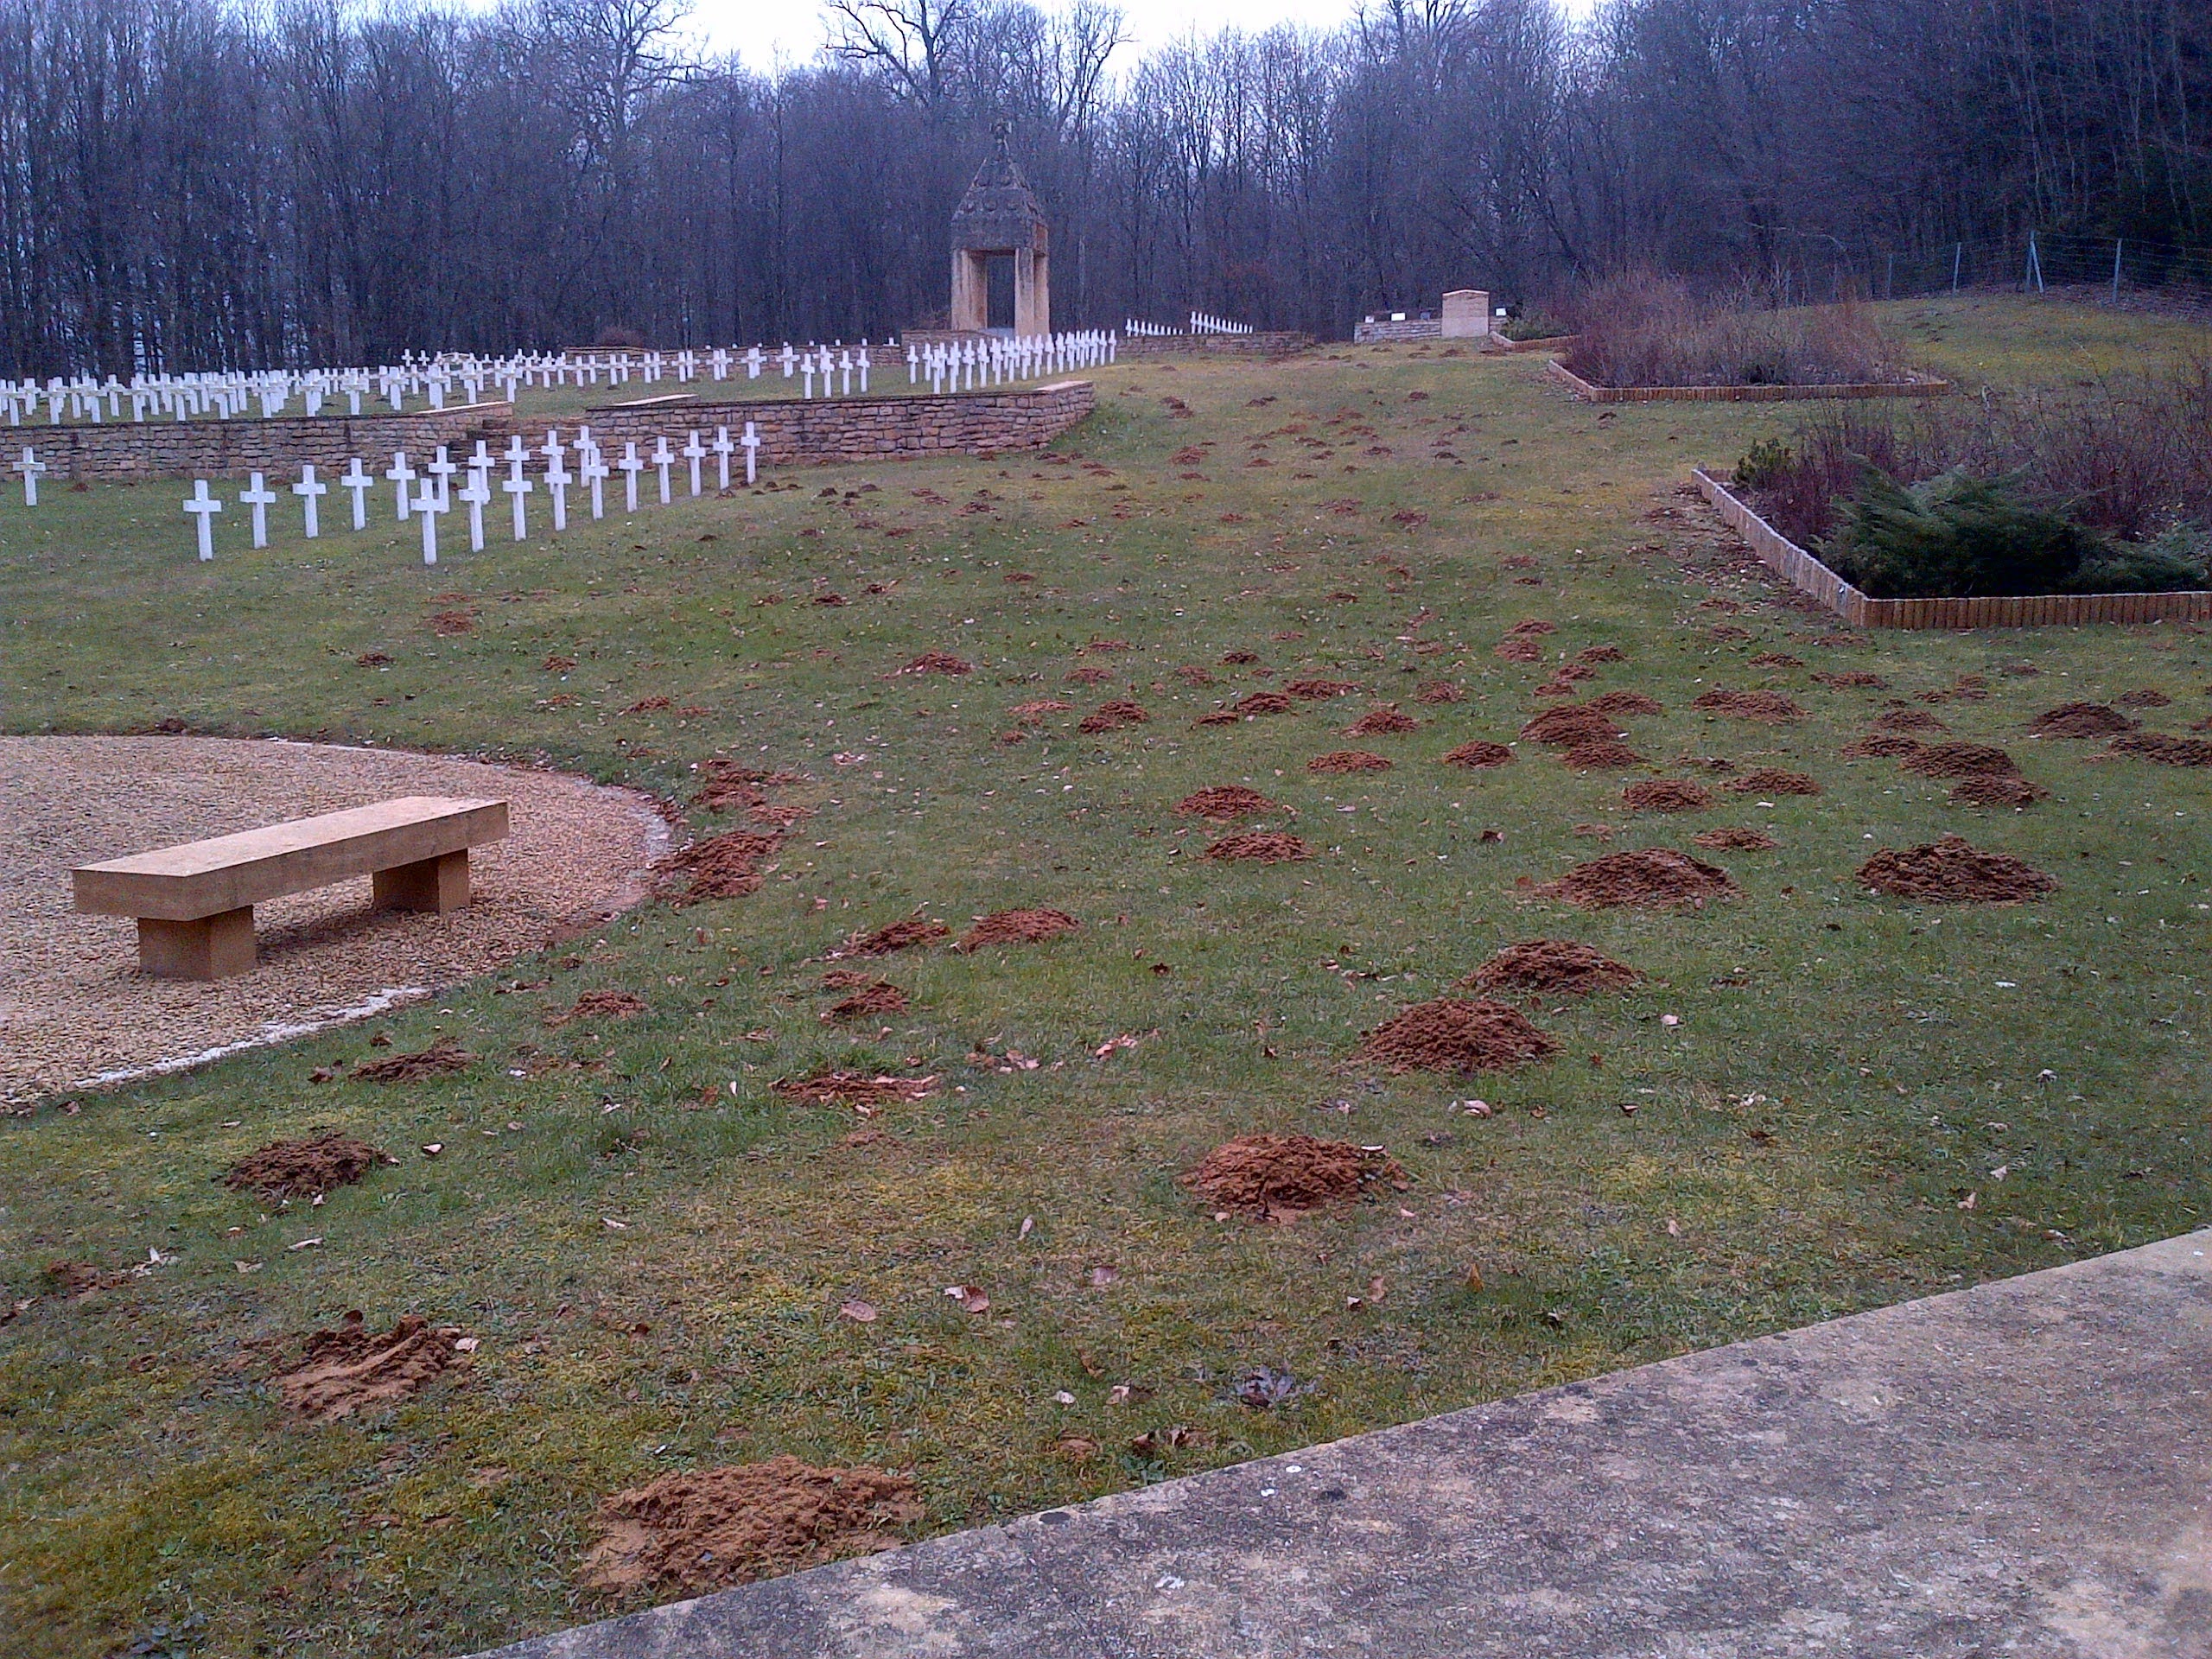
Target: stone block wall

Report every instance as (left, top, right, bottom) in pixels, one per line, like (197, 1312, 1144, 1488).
(30, 404, 518, 482)
(1352, 317, 1443, 343)
(1119, 332, 1313, 358)
(576, 380, 1095, 464)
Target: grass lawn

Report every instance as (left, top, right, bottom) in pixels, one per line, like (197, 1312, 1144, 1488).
(3, 295, 2209, 1658)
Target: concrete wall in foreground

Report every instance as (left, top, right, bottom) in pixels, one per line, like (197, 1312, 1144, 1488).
(576, 381, 1095, 464)
(28, 404, 518, 482)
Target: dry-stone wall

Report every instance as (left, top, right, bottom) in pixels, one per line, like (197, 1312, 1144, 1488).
(580, 380, 1094, 462)
(35, 404, 517, 482)
(1119, 332, 1313, 358)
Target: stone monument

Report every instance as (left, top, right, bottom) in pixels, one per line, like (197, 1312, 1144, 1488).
(950, 122, 1049, 337)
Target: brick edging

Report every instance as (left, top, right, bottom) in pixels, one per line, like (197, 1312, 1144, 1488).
(1554, 359, 1950, 404)
(1693, 468, 2212, 629)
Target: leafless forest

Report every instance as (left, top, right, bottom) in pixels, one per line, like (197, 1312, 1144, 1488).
(2, 0, 2204, 376)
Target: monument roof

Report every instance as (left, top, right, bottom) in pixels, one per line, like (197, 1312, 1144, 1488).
(950, 123, 1048, 251)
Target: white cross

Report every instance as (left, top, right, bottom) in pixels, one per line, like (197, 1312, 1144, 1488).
(539, 429, 565, 473)
(741, 421, 760, 486)
(460, 468, 490, 551)
(340, 458, 372, 530)
(414, 478, 448, 564)
(651, 435, 675, 504)
(779, 344, 796, 378)
(238, 472, 277, 549)
(617, 442, 644, 513)
(386, 450, 415, 520)
(711, 425, 734, 491)
(546, 452, 571, 531)
(583, 451, 607, 520)
(683, 430, 704, 497)
(800, 352, 816, 399)
(183, 479, 222, 561)
(858, 346, 871, 393)
(840, 348, 853, 397)
(292, 464, 328, 538)
(502, 462, 534, 541)
(15, 446, 46, 505)
(907, 342, 919, 385)
(746, 346, 762, 380)
(425, 446, 458, 511)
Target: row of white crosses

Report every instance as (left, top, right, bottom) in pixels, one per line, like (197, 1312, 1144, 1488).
(1189, 311, 1254, 334)
(180, 423, 762, 563)
(905, 329, 1115, 394)
(5, 338, 912, 426)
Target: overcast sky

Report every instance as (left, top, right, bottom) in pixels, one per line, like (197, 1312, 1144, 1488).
(687, 0, 1598, 73)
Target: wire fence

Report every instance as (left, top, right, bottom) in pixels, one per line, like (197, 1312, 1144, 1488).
(1764, 231, 2212, 315)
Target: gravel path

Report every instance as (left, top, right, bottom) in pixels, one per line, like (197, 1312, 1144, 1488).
(2, 736, 665, 1106)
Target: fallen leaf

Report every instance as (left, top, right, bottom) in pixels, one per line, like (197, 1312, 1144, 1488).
(286, 1236, 322, 1251)
(944, 1284, 988, 1314)
(1052, 1389, 1077, 1405)
(839, 1300, 878, 1323)
(235, 1261, 263, 1274)
(1088, 1265, 1118, 1287)
(420, 1143, 443, 1157)
(1019, 1216, 1035, 1239)
(1464, 1263, 1484, 1293)
(602, 1217, 630, 1230)
(454, 1336, 480, 1353)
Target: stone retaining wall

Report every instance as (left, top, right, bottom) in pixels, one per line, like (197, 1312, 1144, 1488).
(578, 380, 1095, 463)
(31, 404, 518, 482)
(1353, 318, 1443, 343)
(1119, 331, 1313, 358)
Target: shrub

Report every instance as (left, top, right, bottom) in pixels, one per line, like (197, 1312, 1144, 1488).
(1561, 272, 1898, 388)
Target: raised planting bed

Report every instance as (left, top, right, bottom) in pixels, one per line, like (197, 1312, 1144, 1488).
(1693, 469, 2212, 629)
(1552, 359, 1948, 404)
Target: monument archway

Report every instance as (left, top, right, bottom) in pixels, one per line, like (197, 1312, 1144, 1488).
(950, 123, 1049, 338)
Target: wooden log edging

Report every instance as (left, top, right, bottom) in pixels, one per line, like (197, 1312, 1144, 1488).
(1552, 359, 1949, 404)
(1692, 468, 2212, 630)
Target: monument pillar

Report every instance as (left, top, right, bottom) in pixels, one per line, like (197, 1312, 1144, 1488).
(949, 122, 1051, 338)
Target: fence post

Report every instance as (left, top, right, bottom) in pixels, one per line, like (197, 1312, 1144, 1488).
(2025, 231, 2044, 294)
(1885, 251, 1894, 301)
(2112, 238, 2123, 304)
(1952, 242, 1962, 294)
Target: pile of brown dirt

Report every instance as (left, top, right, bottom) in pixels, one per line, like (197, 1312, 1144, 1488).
(1064, 666, 1114, 686)
(1548, 663, 1598, 684)
(353, 1036, 474, 1084)
(1184, 1134, 1408, 1222)
(1577, 645, 1628, 664)
(1233, 691, 1296, 715)
(1204, 832, 1311, 863)
(1355, 997, 1560, 1073)
(842, 916, 950, 957)
(1174, 665, 1217, 685)
(1440, 741, 1515, 769)
(1536, 849, 1738, 910)
(545, 990, 648, 1027)
(1951, 776, 2050, 808)
(1222, 650, 1260, 664)
(1748, 652, 1804, 669)
(772, 1071, 940, 1106)
(1507, 620, 1556, 636)
(1467, 939, 1639, 996)
(1813, 671, 1888, 690)
(1494, 638, 1542, 664)
(823, 981, 908, 1021)
(274, 1312, 470, 1422)
(897, 652, 972, 676)
(1194, 711, 1240, 728)
(1586, 690, 1664, 717)
(581, 1457, 923, 1595)
(1857, 836, 2057, 902)
(958, 907, 1081, 950)
(1840, 733, 1925, 760)
(1344, 706, 1419, 736)
(2109, 732, 2212, 766)
(1875, 709, 1948, 734)
(1286, 679, 1361, 700)
(1689, 690, 1808, 723)
(1724, 768, 1821, 796)
(1901, 742, 2020, 779)
(1177, 786, 1283, 818)
(1310, 750, 1395, 772)
(1414, 680, 1465, 705)
(1010, 699, 1072, 725)
(1560, 741, 1648, 769)
(1077, 701, 1148, 734)
(2029, 702, 2134, 738)
(1694, 827, 1778, 850)
(1623, 779, 1712, 812)
(223, 1132, 393, 1200)
(1520, 706, 1623, 747)
(657, 832, 781, 904)
(2117, 688, 2173, 709)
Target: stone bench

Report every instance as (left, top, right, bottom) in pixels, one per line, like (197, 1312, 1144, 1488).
(73, 796, 510, 979)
